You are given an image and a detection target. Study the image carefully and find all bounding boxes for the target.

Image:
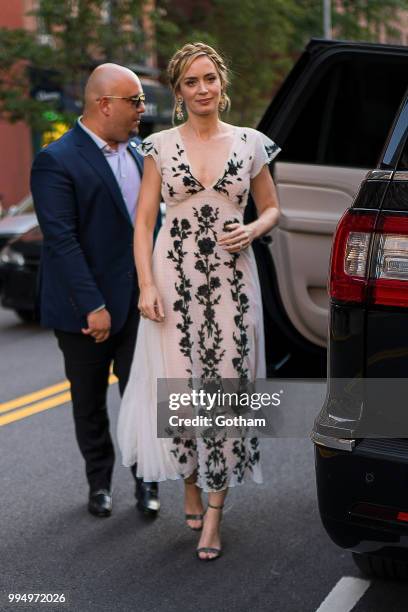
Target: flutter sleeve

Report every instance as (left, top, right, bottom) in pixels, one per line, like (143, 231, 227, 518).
(250, 130, 281, 179)
(136, 132, 161, 173)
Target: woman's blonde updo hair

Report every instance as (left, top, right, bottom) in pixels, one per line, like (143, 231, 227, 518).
(167, 42, 231, 123)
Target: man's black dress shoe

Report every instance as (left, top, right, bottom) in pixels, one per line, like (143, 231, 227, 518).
(130, 464, 160, 516)
(135, 478, 160, 516)
(88, 489, 112, 517)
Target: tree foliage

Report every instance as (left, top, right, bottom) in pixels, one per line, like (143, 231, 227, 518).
(1, 0, 408, 130)
(0, 0, 145, 131)
(154, 0, 408, 125)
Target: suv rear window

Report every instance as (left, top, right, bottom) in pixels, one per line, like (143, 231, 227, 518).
(279, 52, 407, 169)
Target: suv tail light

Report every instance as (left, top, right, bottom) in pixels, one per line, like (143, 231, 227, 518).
(330, 211, 376, 303)
(330, 210, 408, 307)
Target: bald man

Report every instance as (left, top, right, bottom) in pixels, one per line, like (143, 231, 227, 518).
(31, 63, 160, 518)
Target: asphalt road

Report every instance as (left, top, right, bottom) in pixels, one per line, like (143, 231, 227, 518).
(1, 306, 408, 612)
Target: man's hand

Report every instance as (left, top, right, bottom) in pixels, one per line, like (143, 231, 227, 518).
(81, 308, 111, 343)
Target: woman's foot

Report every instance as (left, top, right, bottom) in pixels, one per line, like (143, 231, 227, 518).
(196, 503, 223, 561)
(184, 474, 205, 531)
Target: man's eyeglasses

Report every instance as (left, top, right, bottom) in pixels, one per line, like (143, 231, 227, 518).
(97, 93, 146, 108)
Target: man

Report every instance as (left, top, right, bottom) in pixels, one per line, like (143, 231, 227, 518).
(31, 63, 159, 518)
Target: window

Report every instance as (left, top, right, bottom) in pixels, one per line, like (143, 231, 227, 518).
(279, 52, 407, 169)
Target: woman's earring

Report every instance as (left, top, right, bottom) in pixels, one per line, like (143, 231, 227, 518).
(219, 93, 227, 112)
(176, 97, 184, 121)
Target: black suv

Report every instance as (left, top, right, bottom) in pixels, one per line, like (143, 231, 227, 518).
(249, 38, 408, 578)
(301, 48, 408, 575)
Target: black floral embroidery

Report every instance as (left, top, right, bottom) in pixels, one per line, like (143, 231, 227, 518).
(166, 217, 193, 374)
(203, 433, 228, 490)
(161, 133, 262, 485)
(237, 189, 248, 205)
(213, 152, 244, 197)
(232, 437, 260, 483)
(223, 219, 250, 383)
(166, 182, 177, 198)
(193, 205, 225, 379)
(264, 142, 279, 160)
(170, 435, 197, 463)
(139, 140, 158, 157)
(193, 204, 218, 240)
(166, 217, 197, 462)
(171, 143, 205, 195)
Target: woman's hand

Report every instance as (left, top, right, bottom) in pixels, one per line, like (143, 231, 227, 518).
(138, 285, 165, 322)
(217, 222, 255, 253)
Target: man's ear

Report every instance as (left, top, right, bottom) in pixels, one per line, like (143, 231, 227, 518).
(98, 98, 111, 117)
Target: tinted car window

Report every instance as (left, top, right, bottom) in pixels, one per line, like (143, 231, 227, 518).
(280, 53, 407, 169)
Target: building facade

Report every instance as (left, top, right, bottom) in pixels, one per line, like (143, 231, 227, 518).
(0, 0, 168, 211)
(0, 0, 36, 210)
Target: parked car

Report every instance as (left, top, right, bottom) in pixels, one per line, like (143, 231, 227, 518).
(308, 56, 408, 575)
(0, 226, 42, 322)
(0, 194, 37, 251)
(0, 194, 38, 299)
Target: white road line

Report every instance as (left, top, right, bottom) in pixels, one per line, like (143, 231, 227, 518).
(316, 577, 371, 612)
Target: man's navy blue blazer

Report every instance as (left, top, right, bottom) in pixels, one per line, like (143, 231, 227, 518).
(31, 121, 146, 335)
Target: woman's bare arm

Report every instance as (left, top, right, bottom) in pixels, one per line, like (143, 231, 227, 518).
(134, 156, 165, 321)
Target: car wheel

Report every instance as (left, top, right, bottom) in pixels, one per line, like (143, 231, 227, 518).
(15, 309, 36, 323)
(352, 552, 408, 580)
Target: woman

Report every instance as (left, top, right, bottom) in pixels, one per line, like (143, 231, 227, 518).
(118, 42, 281, 561)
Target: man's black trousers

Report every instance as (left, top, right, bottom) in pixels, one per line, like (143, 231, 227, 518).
(55, 307, 139, 491)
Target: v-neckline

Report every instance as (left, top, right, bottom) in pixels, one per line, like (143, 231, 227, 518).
(176, 125, 237, 191)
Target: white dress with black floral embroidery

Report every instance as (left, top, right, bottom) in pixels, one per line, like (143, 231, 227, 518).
(118, 126, 281, 492)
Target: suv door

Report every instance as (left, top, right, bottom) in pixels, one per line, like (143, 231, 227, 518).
(255, 39, 408, 375)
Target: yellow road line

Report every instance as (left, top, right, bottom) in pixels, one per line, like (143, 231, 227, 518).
(0, 391, 72, 426)
(0, 374, 118, 426)
(0, 380, 70, 414)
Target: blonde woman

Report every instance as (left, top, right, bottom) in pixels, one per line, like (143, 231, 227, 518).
(118, 42, 281, 561)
